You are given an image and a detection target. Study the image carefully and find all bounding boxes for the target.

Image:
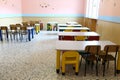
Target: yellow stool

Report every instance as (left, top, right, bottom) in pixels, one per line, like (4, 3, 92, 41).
(62, 51, 79, 75)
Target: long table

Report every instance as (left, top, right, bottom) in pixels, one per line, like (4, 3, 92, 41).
(58, 24, 82, 27)
(55, 40, 116, 73)
(58, 32, 100, 40)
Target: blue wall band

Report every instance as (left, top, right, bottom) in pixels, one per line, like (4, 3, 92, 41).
(0, 14, 84, 18)
(1, 14, 120, 23)
(98, 16, 120, 23)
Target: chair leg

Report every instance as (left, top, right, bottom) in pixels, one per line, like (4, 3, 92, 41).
(114, 60, 116, 76)
(79, 57, 82, 69)
(10, 34, 12, 41)
(103, 61, 106, 76)
(75, 63, 79, 75)
(62, 62, 65, 75)
(91, 61, 94, 70)
(96, 60, 98, 76)
(84, 59, 87, 76)
(107, 61, 109, 69)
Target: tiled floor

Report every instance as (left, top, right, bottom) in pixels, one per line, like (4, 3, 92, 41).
(0, 31, 120, 80)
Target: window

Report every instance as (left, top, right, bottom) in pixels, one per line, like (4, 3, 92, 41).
(85, 0, 100, 19)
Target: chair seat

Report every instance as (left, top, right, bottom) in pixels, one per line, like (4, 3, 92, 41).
(84, 55, 97, 61)
(78, 50, 91, 57)
(99, 55, 115, 61)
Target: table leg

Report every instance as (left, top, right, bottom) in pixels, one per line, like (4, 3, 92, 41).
(31, 28, 34, 38)
(6, 30, 9, 41)
(28, 30, 31, 41)
(117, 52, 120, 73)
(0, 30, 3, 41)
(56, 50, 60, 73)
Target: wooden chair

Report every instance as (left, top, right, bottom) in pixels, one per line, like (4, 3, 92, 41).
(0, 26, 9, 41)
(10, 24, 19, 41)
(99, 45, 119, 76)
(22, 22, 29, 27)
(62, 51, 80, 75)
(81, 45, 101, 76)
(16, 24, 22, 37)
(29, 21, 35, 27)
(20, 26, 28, 41)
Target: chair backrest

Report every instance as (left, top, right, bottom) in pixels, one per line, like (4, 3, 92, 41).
(62, 51, 79, 61)
(104, 45, 119, 57)
(10, 25, 17, 30)
(80, 30, 88, 32)
(85, 45, 101, 55)
(35, 21, 39, 24)
(22, 22, 29, 27)
(20, 26, 27, 30)
(74, 36, 86, 41)
(64, 26, 73, 32)
(74, 30, 88, 41)
(0, 26, 8, 30)
(16, 24, 22, 27)
(0, 26, 8, 34)
(29, 21, 35, 26)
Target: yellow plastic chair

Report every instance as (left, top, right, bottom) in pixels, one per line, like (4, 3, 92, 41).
(62, 50, 80, 75)
(64, 26, 73, 32)
(35, 24, 40, 34)
(62, 26, 74, 40)
(74, 30, 88, 41)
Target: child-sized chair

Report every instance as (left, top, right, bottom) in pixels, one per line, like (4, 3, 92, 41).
(62, 50, 80, 75)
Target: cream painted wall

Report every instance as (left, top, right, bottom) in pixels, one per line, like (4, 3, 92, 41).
(22, 17, 84, 30)
(97, 20, 120, 44)
(96, 0, 120, 45)
(0, 17, 22, 26)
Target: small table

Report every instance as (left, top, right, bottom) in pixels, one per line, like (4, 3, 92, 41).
(27, 27, 34, 41)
